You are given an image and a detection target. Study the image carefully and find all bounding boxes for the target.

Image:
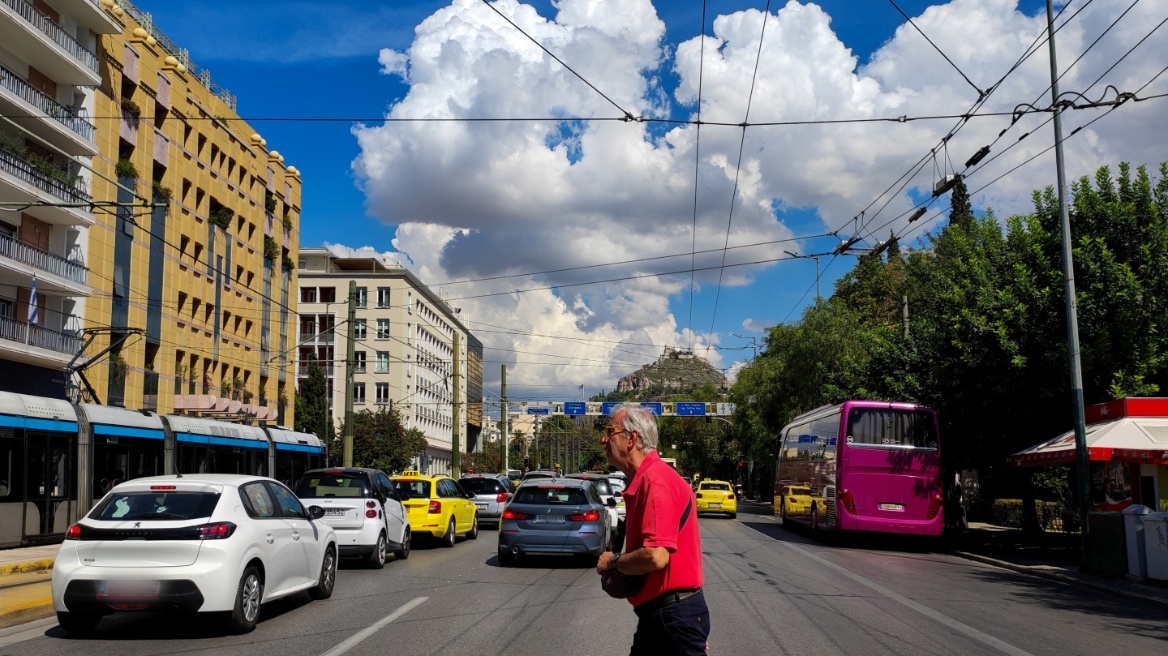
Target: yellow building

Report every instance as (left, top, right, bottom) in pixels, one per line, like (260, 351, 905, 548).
(83, 1, 299, 425)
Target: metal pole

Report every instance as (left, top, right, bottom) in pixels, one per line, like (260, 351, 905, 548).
(815, 256, 821, 301)
(501, 365, 509, 472)
(1046, 0, 1091, 570)
(452, 332, 461, 477)
(342, 281, 356, 467)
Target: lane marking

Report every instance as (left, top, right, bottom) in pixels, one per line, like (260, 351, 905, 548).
(320, 596, 429, 656)
(779, 540, 1034, 656)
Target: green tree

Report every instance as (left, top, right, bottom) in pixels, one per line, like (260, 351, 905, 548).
(295, 363, 334, 459)
(351, 408, 427, 473)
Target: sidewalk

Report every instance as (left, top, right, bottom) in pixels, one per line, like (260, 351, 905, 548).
(0, 544, 59, 629)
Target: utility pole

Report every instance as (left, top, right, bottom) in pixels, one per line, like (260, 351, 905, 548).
(342, 280, 356, 467)
(501, 365, 509, 472)
(1047, 0, 1091, 569)
(452, 331, 461, 477)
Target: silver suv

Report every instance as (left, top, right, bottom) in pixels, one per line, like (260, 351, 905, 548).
(458, 474, 515, 524)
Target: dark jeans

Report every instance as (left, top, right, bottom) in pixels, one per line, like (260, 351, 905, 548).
(630, 592, 711, 656)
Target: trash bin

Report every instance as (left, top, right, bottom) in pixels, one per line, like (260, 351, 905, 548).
(1122, 505, 1151, 577)
(1143, 512, 1168, 581)
(1087, 512, 1127, 577)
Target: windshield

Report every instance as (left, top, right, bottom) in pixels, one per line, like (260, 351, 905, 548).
(514, 486, 589, 505)
(294, 473, 371, 498)
(393, 479, 431, 498)
(90, 491, 220, 521)
(700, 483, 730, 491)
(846, 408, 938, 449)
(459, 478, 505, 494)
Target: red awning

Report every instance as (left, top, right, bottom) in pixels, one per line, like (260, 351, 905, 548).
(1011, 417, 1168, 466)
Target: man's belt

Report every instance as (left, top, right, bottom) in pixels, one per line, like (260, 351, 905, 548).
(634, 588, 703, 616)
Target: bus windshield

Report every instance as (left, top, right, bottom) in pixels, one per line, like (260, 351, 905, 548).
(846, 407, 938, 449)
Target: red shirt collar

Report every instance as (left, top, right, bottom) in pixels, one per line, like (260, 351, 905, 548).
(625, 450, 662, 499)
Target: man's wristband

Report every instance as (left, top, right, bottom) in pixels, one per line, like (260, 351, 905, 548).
(610, 552, 621, 572)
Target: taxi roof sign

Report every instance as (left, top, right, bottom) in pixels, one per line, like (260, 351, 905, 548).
(400, 470, 422, 477)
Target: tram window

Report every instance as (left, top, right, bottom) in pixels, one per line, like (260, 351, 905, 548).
(0, 437, 16, 499)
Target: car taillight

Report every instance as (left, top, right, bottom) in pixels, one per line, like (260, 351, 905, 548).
(366, 500, 377, 509)
(695, 493, 703, 498)
(366, 509, 378, 518)
(927, 495, 944, 520)
(65, 524, 82, 540)
(150, 485, 177, 491)
(196, 522, 236, 540)
(840, 489, 856, 515)
(727, 494, 735, 500)
(568, 509, 601, 522)
(496, 492, 509, 503)
(428, 500, 442, 514)
(502, 508, 530, 520)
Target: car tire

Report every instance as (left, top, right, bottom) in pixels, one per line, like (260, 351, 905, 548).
(56, 611, 101, 637)
(393, 527, 411, 560)
(498, 549, 515, 567)
(811, 506, 820, 538)
(467, 514, 479, 540)
(780, 499, 788, 524)
(729, 511, 737, 519)
(226, 565, 263, 634)
(442, 517, 456, 548)
(308, 547, 337, 600)
(367, 532, 387, 569)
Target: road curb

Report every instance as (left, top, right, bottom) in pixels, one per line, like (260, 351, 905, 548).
(0, 560, 54, 577)
(0, 599, 54, 630)
(952, 550, 1168, 609)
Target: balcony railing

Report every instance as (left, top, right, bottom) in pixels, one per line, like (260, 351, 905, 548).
(0, 314, 80, 355)
(0, 64, 96, 141)
(0, 232, 87, 284)
(2, 0, 100, 73)
(0, 147, 90, 204)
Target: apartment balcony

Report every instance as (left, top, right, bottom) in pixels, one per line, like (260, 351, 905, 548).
(171, 394, 277, 422)
(0, 63, 96, 155)
(51, 0, 121, 35)
(0, 146, 93, 227)
(0, 314, 80, 367)
(0, 232, 89, 296)
(0, 0, 102, 86)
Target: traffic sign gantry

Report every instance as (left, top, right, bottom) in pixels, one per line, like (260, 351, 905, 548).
(675, 402, 707, 416)
(499, 401, 734, 417)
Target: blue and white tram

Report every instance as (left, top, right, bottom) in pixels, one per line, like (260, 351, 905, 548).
(0, 391, 326, 548)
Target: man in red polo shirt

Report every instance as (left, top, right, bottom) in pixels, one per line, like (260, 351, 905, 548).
(596, 404, 709, 655)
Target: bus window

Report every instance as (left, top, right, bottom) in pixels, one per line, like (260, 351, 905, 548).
(846, 408, 937, 449)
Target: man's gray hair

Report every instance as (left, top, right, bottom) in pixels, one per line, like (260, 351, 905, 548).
(616, 404, 659, 452)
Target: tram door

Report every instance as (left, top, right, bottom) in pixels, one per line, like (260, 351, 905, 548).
(26, 431, 75, 540)
(0, 430, 25, 547)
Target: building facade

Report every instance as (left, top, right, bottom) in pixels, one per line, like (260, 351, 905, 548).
(82, 2, 299, 424)
(296, 248, 480, 476)
(0, 0, 122, 396)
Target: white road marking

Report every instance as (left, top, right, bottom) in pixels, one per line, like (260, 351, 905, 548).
(779, 540, 1035, 656)
(320, 596, 429, 656)
(0, 617, 57, 647)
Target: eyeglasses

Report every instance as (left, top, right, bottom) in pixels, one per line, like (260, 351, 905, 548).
(602, 428, 630, 442)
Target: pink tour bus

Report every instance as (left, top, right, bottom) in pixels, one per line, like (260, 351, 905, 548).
(774, 400, 943, 537)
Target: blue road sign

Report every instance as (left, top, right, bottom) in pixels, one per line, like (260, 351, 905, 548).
(564, 402, 587, 416)
(676, 402, 706, 416)
(526, 407, 550, 415)
(601, 402, 622, 416)
(640, 402, 662, 415)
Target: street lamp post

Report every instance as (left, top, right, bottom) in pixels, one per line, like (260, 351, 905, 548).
(783, 251, 821, 301)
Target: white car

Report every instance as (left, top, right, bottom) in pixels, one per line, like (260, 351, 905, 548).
(292, 467, 410, 568)
(52, 474, 338, 636)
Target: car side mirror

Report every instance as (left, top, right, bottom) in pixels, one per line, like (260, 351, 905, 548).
(466, 491, 476, 499)
(614, 491, 622, 498)
(308, 505, 325, 520)
(606, 498, 617, 508)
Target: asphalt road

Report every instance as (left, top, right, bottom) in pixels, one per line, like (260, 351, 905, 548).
(2, 507, 1165, 655)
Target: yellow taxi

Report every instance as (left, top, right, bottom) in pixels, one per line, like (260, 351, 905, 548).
(695, 480, 737, 518)
(777, 484, 813, 522)
(390, 470, 479, 547)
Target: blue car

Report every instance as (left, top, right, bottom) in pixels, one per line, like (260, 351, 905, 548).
(497, 478, 614, 567)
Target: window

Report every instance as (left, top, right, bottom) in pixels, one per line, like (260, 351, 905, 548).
(300, 288, 317, 303)
(376, 383, 389, 404)
(319, 287, 336, 303)
(353, 351, 366, 373)
(240, 482, 277, 518)
(353, 319, 367, 340)
(268, 482, 307, 518)
(376, 352, 389, 373)
(377, 287, 391, 307)
(376, 319, 390, 339)
(90, 491, 220, 520)
(353, 382, 366, 404)
(355, 287, 367, 308)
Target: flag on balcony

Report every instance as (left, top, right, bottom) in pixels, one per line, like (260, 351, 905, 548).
(28, 274, 38, 326)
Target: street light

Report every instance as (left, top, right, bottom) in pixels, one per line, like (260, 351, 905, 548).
(783, 251, 821, 301)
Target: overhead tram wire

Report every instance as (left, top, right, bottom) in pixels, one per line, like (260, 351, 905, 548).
(887, 0, 985, 98)
(686, 0, 711, 352)
(703, 0, 772, 359)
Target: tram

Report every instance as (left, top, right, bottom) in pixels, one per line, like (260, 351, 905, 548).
(0, 391, 325, 548)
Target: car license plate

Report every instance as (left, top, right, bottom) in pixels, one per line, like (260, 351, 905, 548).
(878, 503, 905, 512)
(534, 515, 565, 523)
(708, 502, 722, 508)
(475, 503, 488, 509)
(325, 508, 346, 516)
(98, 580, 160, 598)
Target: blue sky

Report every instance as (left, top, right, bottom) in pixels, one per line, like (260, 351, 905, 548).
(129, 0, 1166, 400)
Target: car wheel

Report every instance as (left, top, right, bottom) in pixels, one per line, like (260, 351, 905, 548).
(309, 547, 337, 600)
(729, 511, 737, 519)
(394, 527, 411, 560)
(56, 611, 101, 636)
(498, 549, 515, 567)
(467, 514, 479, 540)
(367, 532, 387, 569)
(780, 499, 788, 524)
(443, 517, 456, 548)
(811, 506, 820, 538)
(226, 565, 263, 634)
